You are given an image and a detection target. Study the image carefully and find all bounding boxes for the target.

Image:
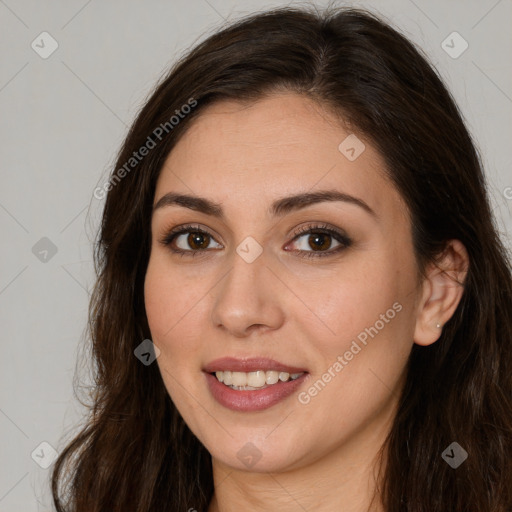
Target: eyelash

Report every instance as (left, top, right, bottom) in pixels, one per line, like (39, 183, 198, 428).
(159, 223, 352, 259)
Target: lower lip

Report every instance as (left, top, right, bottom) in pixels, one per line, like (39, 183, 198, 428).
(204, 372, 308, 412)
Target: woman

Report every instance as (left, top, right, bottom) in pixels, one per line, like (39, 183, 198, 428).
(51, 5, 512, 511)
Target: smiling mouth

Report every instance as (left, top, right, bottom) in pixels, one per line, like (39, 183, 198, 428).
(211, 370, 306, 390)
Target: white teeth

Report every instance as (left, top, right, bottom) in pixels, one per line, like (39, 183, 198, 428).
(232, 372, 247, 387)
(213, 370, 304, 389)
(266, 371, 279, 385)
(247, 371, 266, 388)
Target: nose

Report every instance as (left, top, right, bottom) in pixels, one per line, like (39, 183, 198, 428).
(210, 248, 285, 338)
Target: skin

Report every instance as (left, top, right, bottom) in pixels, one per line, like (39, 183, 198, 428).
(144, 92, 469, 512)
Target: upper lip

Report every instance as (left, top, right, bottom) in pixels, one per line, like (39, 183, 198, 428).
(203, 357, 308, 374)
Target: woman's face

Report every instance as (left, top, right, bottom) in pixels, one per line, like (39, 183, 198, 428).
(144, 92, 422, 474)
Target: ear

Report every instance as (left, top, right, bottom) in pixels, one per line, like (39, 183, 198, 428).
(413, 239, 469, 346)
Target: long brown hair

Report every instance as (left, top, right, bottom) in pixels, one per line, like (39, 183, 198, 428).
(51, 5, 512, 511)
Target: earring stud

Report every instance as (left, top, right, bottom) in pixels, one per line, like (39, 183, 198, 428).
(436, 323, 442, 328)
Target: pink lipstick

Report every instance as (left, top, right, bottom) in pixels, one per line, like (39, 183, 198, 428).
(203, 357, 309, 412)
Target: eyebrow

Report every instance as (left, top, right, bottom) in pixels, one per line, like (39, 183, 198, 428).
(152, 189, 377, 219)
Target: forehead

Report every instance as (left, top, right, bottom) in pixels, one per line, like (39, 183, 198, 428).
(155, 93, 406, 223)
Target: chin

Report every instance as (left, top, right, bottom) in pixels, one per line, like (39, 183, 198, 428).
(204, 431, 308, 473)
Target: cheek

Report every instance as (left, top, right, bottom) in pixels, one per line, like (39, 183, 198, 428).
(301, 260, 403, 344)
(144, 257, 185, 363)
(144, 260, 172, 340)
(299, 260, 412, 397)
(144, 255, 208, 366)
(144, 258, 203, 411)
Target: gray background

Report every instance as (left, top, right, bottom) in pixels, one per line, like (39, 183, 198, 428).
(0, 0, 511, 510)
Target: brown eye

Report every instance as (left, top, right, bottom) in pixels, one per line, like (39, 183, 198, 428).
(307, 233, 333, 251)
(160, 224, 223, 255)
(186, 232, 211, 250)
(292, 231, 341, 252)
(286, 223, 352, 259)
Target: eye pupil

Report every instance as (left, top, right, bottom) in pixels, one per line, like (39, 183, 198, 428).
(188, 232, 209, 250)
(309, 234, 330, 251)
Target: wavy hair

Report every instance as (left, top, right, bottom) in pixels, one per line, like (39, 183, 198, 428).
(51, 5, 512, 511)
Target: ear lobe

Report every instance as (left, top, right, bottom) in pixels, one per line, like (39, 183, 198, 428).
(413, 239, 469, 347)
